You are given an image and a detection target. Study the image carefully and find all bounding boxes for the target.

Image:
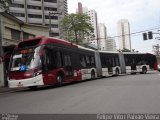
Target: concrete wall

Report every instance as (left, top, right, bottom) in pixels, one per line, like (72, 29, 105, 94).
(22, 24, 49, 38)
(1, 15, 49, 46)
(0, 58, 4, 87)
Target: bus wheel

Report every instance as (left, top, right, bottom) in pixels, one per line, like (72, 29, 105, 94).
(142, 67, 147, 74)
(91, 70, 95, 80)
(56, 74, 63, 86)
(115, 69, 119, 76)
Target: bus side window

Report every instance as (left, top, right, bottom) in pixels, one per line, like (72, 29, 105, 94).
(115, 56, 119, 66)
(64, 55, 71, 67)
(42, 49, 57, 70)
(56, 51, 62, 67)
(80, 55, 86, 68)
(90, 56, 95, 66)
(112, 57, 115, 67)
(85, 56, 90, 67)
(125, 57, 129, 66)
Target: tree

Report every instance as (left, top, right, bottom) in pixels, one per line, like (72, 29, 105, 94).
(0, 0, 12, 12)
(121, 48, 131, 52)
(60, 13, 94, 44)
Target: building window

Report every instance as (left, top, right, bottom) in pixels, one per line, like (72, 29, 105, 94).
(11, 29, 20, 40)
(10, 12, 25, 17)
(51, 24, 58, 28)
(23, 32, 29, 39)
(46, 24, 58, 28)
(28, 14, 42, 18)
(45, 15, 58, 20)
(44, 7, 57, 11)
(31, 0, 41, 1)
(10, 3, 24, 8)
(23, 32, 35, 39)
(28, 5, 41, 10)
(44, 0, 57, 3)
(30, 23, 42, 25)
(50, 33, 59, 37)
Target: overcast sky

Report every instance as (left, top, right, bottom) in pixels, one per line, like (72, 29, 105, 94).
(68, 0, 160, 53)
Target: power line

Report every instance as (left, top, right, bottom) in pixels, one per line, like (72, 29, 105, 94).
(1, 20, 160, 39)
(112, 26, 160, 38)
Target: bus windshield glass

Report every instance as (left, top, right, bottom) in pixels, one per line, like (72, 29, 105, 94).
(10, 47, 41, 71)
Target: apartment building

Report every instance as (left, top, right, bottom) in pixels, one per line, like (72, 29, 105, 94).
(77, 3, 99, 48)
(106, 36, 117, 51)
(117, 19, 131, 50)
(86, 9, 99, 48)
(98, 23, 107, 50)
(9, 0, 68, 38)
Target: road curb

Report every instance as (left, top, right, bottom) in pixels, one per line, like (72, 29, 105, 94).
(0, 87, 26, 93)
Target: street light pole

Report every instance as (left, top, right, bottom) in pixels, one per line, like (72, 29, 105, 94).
(0, 14, 3, 57)
(49, 12, 62, 37)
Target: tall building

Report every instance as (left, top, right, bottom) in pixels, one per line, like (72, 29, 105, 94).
(77, 2, 82, 14)
(86, 9, 99, 48)
(9, 0, 68, 38)
(98, 23, 107, 50)
(76, 3, 99, 48)
(117, 19, 131, 50)
(106, 36, 117, 51)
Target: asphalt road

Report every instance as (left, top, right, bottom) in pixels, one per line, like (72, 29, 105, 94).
(0, 71, 160, 114)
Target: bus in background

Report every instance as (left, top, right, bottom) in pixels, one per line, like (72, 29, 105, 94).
(8, 36, 97, 88)
(123, 52, 157, 74)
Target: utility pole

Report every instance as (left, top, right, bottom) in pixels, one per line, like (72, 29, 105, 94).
(151, 30, 160, 56)
(49, 12, 62, 37)
(0, 14, 4, 87)
(0, 14, 3, 58)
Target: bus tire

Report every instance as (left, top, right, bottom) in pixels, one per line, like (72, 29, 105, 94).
(115, 68, 119, 76)
(91, 70, 95, 80)
(142, 67, 147, 74)
(56, 73, 64, 87)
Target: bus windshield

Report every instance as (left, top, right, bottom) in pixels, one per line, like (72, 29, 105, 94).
(10, 47, 41, 71)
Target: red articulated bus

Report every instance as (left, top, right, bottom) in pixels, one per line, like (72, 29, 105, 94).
(8, 36, 97, 88)
(8, 36, 157, 89)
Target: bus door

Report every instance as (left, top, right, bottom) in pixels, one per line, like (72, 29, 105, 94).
(64, 54, 74, 80)
(131, 59, 136, 71)
(41, 48, 58, 85)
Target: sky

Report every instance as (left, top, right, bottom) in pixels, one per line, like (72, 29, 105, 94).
(68, 0, 160, 53)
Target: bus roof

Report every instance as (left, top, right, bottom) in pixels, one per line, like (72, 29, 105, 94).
(78, 45, 95, 52)
(17, 36, 78, 48)
(99, 50, 119, 54)
(122, 52, 154, 55)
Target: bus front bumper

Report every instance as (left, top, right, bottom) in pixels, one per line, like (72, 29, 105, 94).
(8, 75, 44, 88)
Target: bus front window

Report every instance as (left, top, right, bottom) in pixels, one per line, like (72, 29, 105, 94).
(10, 47, 41, 71)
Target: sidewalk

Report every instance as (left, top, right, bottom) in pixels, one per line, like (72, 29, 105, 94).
(0, 86, 26, 93)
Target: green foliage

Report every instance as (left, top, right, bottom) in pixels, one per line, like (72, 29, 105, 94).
(121, 48, 131, 52)
(60, 13, 94, 44)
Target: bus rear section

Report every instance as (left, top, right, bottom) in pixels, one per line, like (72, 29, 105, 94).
(8, 36, 97, 88)
(99, 51, 122, 76)
(123, 52, 157, 74)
